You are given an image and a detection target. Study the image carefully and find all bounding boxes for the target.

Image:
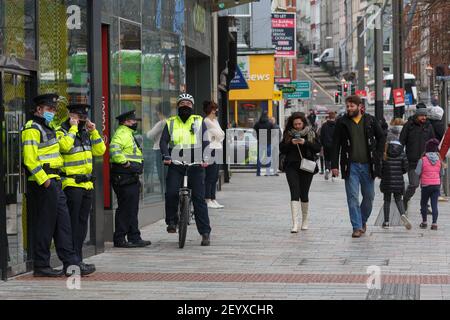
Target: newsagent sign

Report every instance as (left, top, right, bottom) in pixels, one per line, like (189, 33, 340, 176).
(272, 13, 296, 58)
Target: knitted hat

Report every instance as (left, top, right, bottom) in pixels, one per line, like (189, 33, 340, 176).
(425, 138, 440, 153)
(416, 108, 428, 116)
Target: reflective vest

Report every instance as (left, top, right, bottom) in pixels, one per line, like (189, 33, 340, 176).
(21, 117, 64, 185)
(57, 120, 106, 190)
(110, 125, 143, 164)
(167, 115, 203, 149)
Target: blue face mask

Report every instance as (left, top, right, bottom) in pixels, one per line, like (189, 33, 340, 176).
(43, 111, 55, 123)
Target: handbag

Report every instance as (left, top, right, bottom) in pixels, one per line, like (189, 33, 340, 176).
(297, 144, 317, 173)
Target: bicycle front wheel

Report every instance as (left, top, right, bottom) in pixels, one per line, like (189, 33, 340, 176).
(178, 195, 190, 248)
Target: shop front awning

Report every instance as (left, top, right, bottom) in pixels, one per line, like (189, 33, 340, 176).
(212, 0, 260, 12)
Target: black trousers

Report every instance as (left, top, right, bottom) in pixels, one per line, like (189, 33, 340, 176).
(27, 179, 79, 268)
(64, 187, 93, 261)
(205, 163, 219, 200)
(285, 162, 314, 202)
(323, 147, 333, 171)
(383, 192, 405, 222)
(112, 179, 142, 244)
(165, 164, 211, 235)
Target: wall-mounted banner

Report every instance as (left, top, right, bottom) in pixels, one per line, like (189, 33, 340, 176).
(272, 13, 296, 58)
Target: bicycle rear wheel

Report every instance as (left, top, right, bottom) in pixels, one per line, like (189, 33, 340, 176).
(178, 195, 190, 248)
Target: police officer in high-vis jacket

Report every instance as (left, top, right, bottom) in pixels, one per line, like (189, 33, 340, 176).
(110, 110, 151, 248)
(160, 93, 212, 246)
(57, 104, 106, 270)
(22, 94, 94, 277)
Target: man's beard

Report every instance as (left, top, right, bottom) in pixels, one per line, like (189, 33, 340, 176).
(347, 110, 359, 118)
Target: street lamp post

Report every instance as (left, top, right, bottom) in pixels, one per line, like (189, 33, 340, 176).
(426, 65, 433, 104)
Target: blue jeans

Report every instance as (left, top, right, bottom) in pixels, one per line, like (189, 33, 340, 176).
(344, 162, 375, 231)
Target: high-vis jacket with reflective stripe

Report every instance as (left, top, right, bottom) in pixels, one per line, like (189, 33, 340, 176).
(110, 125, 143, 164)
(57, 120, 106, 190)
(167, 115, 203, 148)
(21, 116, 64, 185)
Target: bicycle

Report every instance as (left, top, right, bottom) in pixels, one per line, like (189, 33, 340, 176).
(171, 160, 202, 248)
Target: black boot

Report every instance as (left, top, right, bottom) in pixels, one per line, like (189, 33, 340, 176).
(33, 267, 64, 278)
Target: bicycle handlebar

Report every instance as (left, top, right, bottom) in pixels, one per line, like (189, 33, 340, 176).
(171, 160, 203, 167)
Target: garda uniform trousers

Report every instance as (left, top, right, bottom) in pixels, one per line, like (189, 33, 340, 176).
(165, 165, 212, 235)
(27, 179, 80, 268)
(112, 179, 142, 244)
(64, 187, 93, 261)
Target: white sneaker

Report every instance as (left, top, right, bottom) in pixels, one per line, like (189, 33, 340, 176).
(213, 200, 224, 209)
(206, 200, 219, 209)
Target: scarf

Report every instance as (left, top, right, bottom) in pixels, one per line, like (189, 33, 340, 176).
(289, 126, 315, 143)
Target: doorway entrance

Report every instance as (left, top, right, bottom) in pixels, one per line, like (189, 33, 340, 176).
(0, 69, 34, 280)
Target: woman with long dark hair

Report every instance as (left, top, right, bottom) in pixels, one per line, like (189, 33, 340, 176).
(203, 100, 225, 209)
(280, 112, 321, 233)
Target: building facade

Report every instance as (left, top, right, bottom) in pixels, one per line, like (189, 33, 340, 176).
(0, 0, 219, 280)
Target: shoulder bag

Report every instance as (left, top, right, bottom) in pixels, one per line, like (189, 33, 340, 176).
(297, 144, 317, 173)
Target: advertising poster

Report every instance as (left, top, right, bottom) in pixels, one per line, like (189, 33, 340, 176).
(272, 13, 296, 58)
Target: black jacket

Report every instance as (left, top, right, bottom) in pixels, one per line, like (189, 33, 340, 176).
(320, 120, 336, 149)
(331, 113, 386, 180)
(280, 129, 322, 174)
(430, 119, 445, 142)
(380, 143, 408, 194)
(399, 116, 435, 169)
(254, 118, 274, 146)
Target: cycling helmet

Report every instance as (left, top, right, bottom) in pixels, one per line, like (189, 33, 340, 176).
(177, 93, 195, 106)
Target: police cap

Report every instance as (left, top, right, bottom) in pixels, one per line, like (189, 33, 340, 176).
(116, 110, 141, 122)
(33, 93, 59, 109)
(67, 103, 91, 115)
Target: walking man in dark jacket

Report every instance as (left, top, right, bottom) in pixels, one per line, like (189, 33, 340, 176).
(331, 95, 386, 238)
(320, 111, 337, 180)
(254, 112, 274, 176)
(400, 106, 435, 211)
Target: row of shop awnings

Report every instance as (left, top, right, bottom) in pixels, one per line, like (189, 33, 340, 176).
(211, 0, 260, 12)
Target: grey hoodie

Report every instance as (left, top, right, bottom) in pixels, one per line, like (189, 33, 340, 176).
(415, 152, 444, 178)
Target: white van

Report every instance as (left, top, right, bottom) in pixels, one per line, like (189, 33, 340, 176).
(314, 48, 334, 65)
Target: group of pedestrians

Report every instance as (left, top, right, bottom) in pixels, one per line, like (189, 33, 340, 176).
(278, 94, 447, 238)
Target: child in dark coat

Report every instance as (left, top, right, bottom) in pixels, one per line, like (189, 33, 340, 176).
(379, 141, 412, 229)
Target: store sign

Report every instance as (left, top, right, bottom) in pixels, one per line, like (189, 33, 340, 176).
(273, 91, 283, 101)
(193, 3, 206, 34)
(393, 88, 405, 107)
(272, 13, 296, 58)
(230, 65, 249, 90)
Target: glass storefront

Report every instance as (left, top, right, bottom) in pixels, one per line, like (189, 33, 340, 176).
(0, 0, 36, 61)
(38, 0, 90, 121)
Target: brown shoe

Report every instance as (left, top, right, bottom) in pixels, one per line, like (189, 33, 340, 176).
(352, 230, 362, 238)
(361, 224, 367, 234)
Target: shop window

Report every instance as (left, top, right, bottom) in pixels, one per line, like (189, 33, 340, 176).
(227, 3, 251, 48)
(0, 0, 36, 60)
(38, 0, 90, 124)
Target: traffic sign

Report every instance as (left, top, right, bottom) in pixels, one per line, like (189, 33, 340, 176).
(284, 81, 311, 100)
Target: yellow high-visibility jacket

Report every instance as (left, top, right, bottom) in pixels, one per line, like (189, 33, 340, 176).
(57, 120, 106, 190)
(110, 125, 143, 165)
(21, 116, 66, 185)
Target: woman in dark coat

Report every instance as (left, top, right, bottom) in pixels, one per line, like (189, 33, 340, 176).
(280, 112, 321, 233)
(378, 141, 412, 229)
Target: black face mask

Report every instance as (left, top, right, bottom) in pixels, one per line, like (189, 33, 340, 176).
(178, 107, 193, 122)
(127, 123, 138, 131)
(78, 120, 87, 131)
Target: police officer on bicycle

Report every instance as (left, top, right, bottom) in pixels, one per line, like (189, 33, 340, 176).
(160, 94, 212, 246)
(110, 110, 151, 248)
(57, 104, 106, 270)
(22, 94, 94, 277)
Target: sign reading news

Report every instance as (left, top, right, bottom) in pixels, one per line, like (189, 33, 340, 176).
(272, 13, 296, 58)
